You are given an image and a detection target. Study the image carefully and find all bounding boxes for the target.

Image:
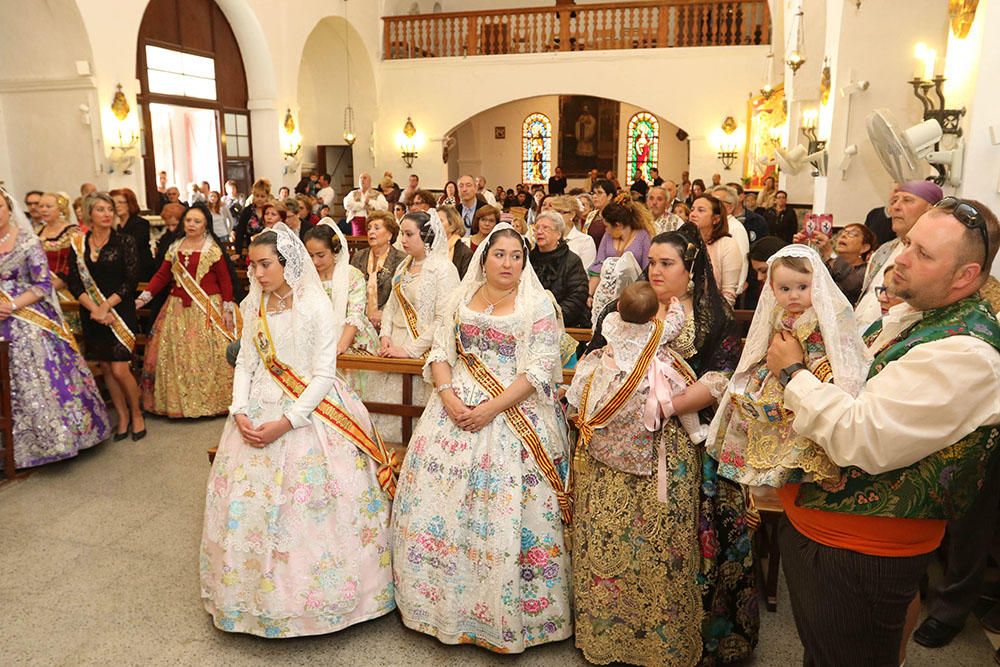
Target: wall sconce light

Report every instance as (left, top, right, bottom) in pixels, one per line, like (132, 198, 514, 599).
(398, 116, 419, 168)
(282, 108, 302, 174)
(786, 7, 806, 73)
(909, 43, 966, 137)
(717, 117, 739, 170)
(106, 83, 139, 175)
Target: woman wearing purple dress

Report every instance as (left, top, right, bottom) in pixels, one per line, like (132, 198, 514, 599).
(0, 188, 110, 468)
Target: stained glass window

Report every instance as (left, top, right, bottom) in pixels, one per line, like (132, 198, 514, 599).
(521, 113, 552, 185)
(626, 112, 659, 185)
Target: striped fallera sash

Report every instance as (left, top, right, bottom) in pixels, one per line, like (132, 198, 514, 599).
(455, 324, 572, 526)
(171, 257, 241, 343)
(70, 234, 135, 351)
(254, 300, 399, 499)
(0, 288, 79, 353)
(574, 319, 664, 449)
(393, 280, 421, 342)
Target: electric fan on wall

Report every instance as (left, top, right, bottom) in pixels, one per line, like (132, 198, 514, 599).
(865, 109, 964, 186)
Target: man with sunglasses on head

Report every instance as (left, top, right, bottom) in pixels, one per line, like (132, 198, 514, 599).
(765, 196, 1000, 666)
(855, 180, 942, 332)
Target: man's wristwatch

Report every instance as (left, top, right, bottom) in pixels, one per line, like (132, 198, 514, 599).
(779, 362, 808, 388)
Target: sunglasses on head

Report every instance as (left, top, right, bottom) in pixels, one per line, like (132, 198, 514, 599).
(935, 196, 990, 269)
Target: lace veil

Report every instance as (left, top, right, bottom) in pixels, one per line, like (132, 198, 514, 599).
(732, 243, 871, 397)
(1, 186, 63, 314)
(317, 216, 351, 334)
(427, 221, 563, 386)
(392, 209, 451, 333)
(241, 222, 333, 370)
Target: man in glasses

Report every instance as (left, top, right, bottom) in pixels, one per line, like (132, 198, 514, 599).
(765, 197, 1000, 666)
(855, 180, 943, 332)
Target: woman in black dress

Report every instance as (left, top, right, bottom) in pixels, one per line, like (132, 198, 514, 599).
(68, 192, 146, 441)
(111, 187, 155, 280)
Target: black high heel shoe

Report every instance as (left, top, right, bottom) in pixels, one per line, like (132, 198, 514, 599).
(131, 414, 147, 441)
(113, 422, 130, 441)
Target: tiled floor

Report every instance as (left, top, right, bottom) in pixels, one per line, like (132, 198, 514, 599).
(2, 415, 995, 666)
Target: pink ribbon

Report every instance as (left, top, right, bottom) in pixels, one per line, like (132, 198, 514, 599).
(643, 357, 684, 503)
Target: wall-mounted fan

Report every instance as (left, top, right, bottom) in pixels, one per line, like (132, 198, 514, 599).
(865, 109, 963, 186)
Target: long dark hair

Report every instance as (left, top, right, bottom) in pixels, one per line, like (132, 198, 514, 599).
(652, 222, 734, 371)
(184, 201, 244, 300)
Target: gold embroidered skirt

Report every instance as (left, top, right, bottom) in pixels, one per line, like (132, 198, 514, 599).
(141, 295, 233, 418)
(572, 421, 704, 667)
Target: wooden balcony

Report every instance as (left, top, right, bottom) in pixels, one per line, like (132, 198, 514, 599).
(383, 0, 770, 60)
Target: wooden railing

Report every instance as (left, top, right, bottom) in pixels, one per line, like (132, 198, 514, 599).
(383, 0, 770, 60)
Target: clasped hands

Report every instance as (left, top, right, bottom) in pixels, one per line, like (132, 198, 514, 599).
(234, 414, 292, 448)
(441, 391, 499, 433)
(91, 301, 117, 326)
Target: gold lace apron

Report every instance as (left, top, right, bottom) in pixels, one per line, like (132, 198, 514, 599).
(171, 256, 242, 343)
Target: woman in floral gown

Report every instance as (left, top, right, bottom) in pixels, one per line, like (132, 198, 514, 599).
(0, 188, 110, 468)
(574, 223, 758, 666)
(391, 223, 573, 653)
(200, 223, 396, 638)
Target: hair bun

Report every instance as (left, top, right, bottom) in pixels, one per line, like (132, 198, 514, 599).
(613, 191, 631, 206)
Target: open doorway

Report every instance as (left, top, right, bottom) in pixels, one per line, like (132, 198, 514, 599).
(149, 103, 221, 195)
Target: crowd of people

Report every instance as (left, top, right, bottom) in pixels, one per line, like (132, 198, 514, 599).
(3, 162, 1000, 665)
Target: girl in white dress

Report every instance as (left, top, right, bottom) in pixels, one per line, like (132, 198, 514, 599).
(200, 223, 397, 638)
(391, 223, 573, 653)
(365, 210, 459, 443)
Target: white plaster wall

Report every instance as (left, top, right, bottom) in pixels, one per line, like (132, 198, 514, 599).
(375, 45, 767, 189)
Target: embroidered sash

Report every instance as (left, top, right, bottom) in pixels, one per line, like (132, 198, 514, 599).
(0, 288, 80, 353)
(393, 280, 421, 342)
(171, 257, 241, 343)
(254, 301, 399, 499)
(70, 234, 135, 351)
(455, 325, 572, 525)
(574, 319, 664, 449)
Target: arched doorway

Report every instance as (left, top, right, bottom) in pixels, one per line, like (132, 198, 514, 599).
(136, 0, 252, 210)
(444, 95, 689, 190)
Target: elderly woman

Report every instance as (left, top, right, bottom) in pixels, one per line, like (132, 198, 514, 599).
(529, 210, 590, 328)
(392, 223, 572, 653)
(349, 210, 405, 332)
(110, 188, 155, 280)
(545, 194, 597, 270)
(436, 205, 473, 279)
(689, 193, 742, 306)
(67, 193, 145, 441)
(794, 222, 877, 304)
(576, 223, 757, 666)
(282, 196, 313, 240)
(469, 205, 499, 250)
(0, 188, 110, 467)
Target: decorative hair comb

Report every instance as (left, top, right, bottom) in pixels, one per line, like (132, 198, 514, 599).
(613, 191, 632, 206)
(684, 241, 700, 262)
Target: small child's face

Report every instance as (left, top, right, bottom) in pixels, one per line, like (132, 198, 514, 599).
(770, 265, 812, 314)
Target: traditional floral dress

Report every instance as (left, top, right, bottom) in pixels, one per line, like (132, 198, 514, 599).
(38, 223, 81, 332)
(0, 236, 110, 467)
(141, 239, 235, 417)
(391, 298, 573, 653)
(572, 314, 758, 666)
(200, 308, 394, 637)
(712, 307, 839, 487)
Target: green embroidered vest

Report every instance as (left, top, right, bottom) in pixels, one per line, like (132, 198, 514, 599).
(795, 296, 1000, 519)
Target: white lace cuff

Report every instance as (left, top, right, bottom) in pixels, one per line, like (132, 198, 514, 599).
(698, 371, 731, 402)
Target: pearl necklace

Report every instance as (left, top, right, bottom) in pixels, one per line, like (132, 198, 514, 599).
(0, 224, 12, 248)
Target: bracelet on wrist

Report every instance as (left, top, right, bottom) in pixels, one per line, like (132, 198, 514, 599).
(436, 383, 453, 394)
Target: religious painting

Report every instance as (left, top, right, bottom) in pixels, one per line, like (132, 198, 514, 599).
(626, 112, 659, 185)
(744, 85, 786, 188)
(522, 113, 552, 185)
(558, 95, 619, 178)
